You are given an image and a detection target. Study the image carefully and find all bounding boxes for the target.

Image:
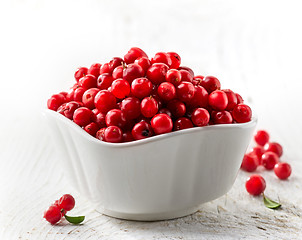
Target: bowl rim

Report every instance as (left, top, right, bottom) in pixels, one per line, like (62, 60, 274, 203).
(42, 109, 257, 148)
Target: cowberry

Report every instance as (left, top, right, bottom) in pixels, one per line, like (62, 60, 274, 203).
(132, 121, 154, 140)
(274, 162, 292, 180)
(151, 113, 173, 135)
(122, 131, 135, 142)
(179, 69, 193, 83)
(167, 52, 181, 69)
(99, 62, 113, 75)
(158, 108, 172, 118)
(264, 142, 283, 157)
(151, 52, 172, 67)
(44, 205, 62, 225)
(105, 109, 127, 129)
(74, 67, 88, 82)
(232, 104, 252, 123)
(173, 117, 193, 131)
(82, 88, 100, 109)
(212, 111, 233, 124)
(261, 152, 279, 170)
(201, 76, 221, 93)
(167, 99, 186, 118)
(166, 69, 182, 86)
(141, 96, 159, 118)
(96, 128, 106, 141)
(104, 126, 123, 143)
(73, 87, 86, 102)
(84, 122, 99, 136)
(47, 93, 66, 111)
(249, 146, 265, 165)
(146, 63, 169, 85)
(93, 112, 106, 128)
(222, 89, 237, 111)
(111, 79, 130, 99)
(131, 78, 153, 99)
(157, 82, 176, 101)
(73, 107, 92, 127)
(124, 47, 148, 64)
(79, 74, 97, 89)
(58, 101, 82, 120)
(191, 108, 210, 127)
(88, 63, 102, 78)
(178, 66, 194, 78)
(208, 90, 228, 111)
(109, 57, 123, 72)
(94, 90, 117, 113)
(236, 93, 244, 104)
(135, 57, 151, 74)
(112, 65, 123, 79)
(245, 175, 266, 196)
(188, 86, 208, 108)
(97, 73, 114, 90)
(123, 63, 144, 84)
(176, 81, 195, 103)
(58, 194, 75, 211)
(254, 130, 270, 146)
(241, 153, 259, 172)
(120, 97, 141, 120)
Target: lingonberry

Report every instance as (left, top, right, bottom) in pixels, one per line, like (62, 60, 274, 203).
(135, 57, 151, 74)
(131, 77, 153, 99)
(146, 63, 169, 85)
(132, 121, 154, 140)
(120, 97, 141, 120)
(179, 69, 193, 83)
(191, 108, 210, 127)
(112, 65, 124, 80)
(208, 90, 228, 111)
(105, 109, 127, 128)
(58, 194, 75, 211)
(82, 88, 100, 109)
(151, 113, 173, 135)
(94, 90, 117, 113)
(212, 111, 233, 124)
(109, 57, 123, 72)
(73, 87, 86, 102)
(173, 117, 193, 131)
(104, 126, 123, 143)
(79, 74, 97, 89)
(58, 101, 82, 120)
(74, 67, 88, 82)
(96, 128, 106, 141)
(222, 89, 237, 111)
(93, 112, 106, 128)
(178, 66, 194, 78)
(167, 52, 181, 69)
(245, 175, 266, 196)
(188, 86, 208, 108)
(241, 153, 259, 172)
(157, 82, 176, 101)
(201, 76, 221, 93)
(123, 63, 144, 84)
(111, 79, 130, 99)
(97, 73, 114, 90)
(73, 107, 93, 127)
(261, 152, 279, 170)
(44, 204, 62, 225)
(249, 146, 265, 165)
(236, 93, 244, 104)
(254, 130, 270, 146)
(88, 63, 102, 78)
(141, 96, 159, 118)
(47, 93, 66, 111)
(232, 104, 252, 123)
(124, 47, 148, 64)
(264, 142, 283, 157)
(166, 69, 182, 86)
(151, 52, 172, 67)
(99, 62, 113, 75)
(84, 122, 99, 136)
(274, 162, 292, 180)
(176, 81, 195, 103)
(158, 108, 172, 118)
(167, 99, 186, 118)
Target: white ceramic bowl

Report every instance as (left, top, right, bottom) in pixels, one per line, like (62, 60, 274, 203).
(43, 109, 257, 221)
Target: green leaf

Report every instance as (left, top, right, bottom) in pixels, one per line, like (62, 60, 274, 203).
(263, 194, 281, 209)
(64, 214, 85, 224)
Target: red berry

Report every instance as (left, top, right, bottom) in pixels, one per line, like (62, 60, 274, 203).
(179, 69, 193, 83)
(261, 152, 279, 170)
(157, 82, 176, 101)
(123, 63, 144, 84)
(84, 122, 99, 136)
(274, 162, 292, 180)
(188, 86, 208, 108)
(112, 65, 124, 80)
(58, 194, 75, 211)
(264, 142, 283, 157)
(201, 76, 221, 93)
(212, 111, 233, 124)
(79, 74, 97, 89)
(208, 90, 228, 111)
(96, 128, 106, 141)
(120, 97, 141, 120)
(191, 108, 210, 127)
(44, 205, 62, 224)
(249, 146, 265, 165)
(178, 66, 194, 78)
(254, 130, 270, 146)
(47, 93, 66, 111)
(241, 153, 259, 172)
(131, 121, 154, 140)
(158, 108, 172, 118)
(176, 81, 195, 103)
(166, 69, 182, 86)
(111, 79, 130, 99)
(122, 131, 135, 142)
(57, 101, 82, 120)
(245, 175, 266, 196)
(222, 89, 237, 111)
(151, 52, 172, 67)
(97, 73, 114, 90)
(124, 47, 148, 64)
(173, 117, 193, 131)
(73, 87, 86, 102)
(167, 99, 186, 118)
(108, 57, 123, 72)
(93, 112, 106, 128)
(99, 62, 113, 75)
(131, 78, 153, 99)
(146, 63, 169, 85)
(82, 88, 100, 109)
(141, 96, 159, 118)
(105, 109, 127, 128)
(74, 67, 88, 82)
(232, 104, 252, 123)
(94, 90, 116, 113)
(88, 63, 102, 78)
(135, 57, 151, 74)
(235, 93, 244, 104)
(167, 52, 181, 69)
(73, 107, 92, 127)
(151, 113, 173, 135)
(104, 126, 123, 143)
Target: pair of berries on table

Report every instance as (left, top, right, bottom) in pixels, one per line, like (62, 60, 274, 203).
(47, 47, 253, 143)
(43, 194, 84, 225)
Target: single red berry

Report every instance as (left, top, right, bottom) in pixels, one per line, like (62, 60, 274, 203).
(173, 117, 193, 131)
(141, 96, 159, 118)
(82, 88, 100, 109)
(232, 104, 252, 123)
(222, 89, 238, 111)
(112, 65, 124, 80)
(176, 81, 195, 103)
(84, 122, 99, 136)
(201, 76, 221, 93)
(131, 78, 153, 99)
(58, 194, 75, 211)
(105, 109, 127, 128)
(261, 152, 279, 170)
(93, 112, 106, 128)
(235, 93, 244, 104)
(94, 90, 117, 113)
(167, 52, 181, 69)
(166, 69, 182, 86)
(57, 101, 82, 120)
(179, 69, 193, 83)
(191, 108, 210, 127)
(109, 57, 123, 72)
(96, 127, 106, 141)
(264, 142, 283, 157)
(104, 126, 123, 143)
(123, 63, 144, 84)
(178, 66, 194, 78)
(241, 153, 259, 172)
(97, 73, 114, 90)
(157, 82, 176, 101)
(151, 52, 172, 67)
(73, 107, 92, 127)
(167, 99, 186, 118)
(208, 90, 228, 111)
(187, 85, 208, 108)
(88, 63, 102, 78)
(74, 67, 88, 82)
(131, 121, 154, 140)
(124, 47, 148, 64)
(249, 146, 265, 165)
(99, 62, 113, 75)
(120, 97, 141, 120)
(212, 111, 233, 124)
(146, 63, 169, 85)
(135, 57, 151, 74)
(73, 87, 86, 102)
(122, 131, 135, 142)
(254, 130, 270, 146)
(274, 162, 292, 180)
(47, 93, 66, 111)
(245, 175, 266, 196)
(151, 113, 173, 135)
(158, 108, 172, 118)
(44, 204, 62, 225)
(79, 74, 97, 89)
(111, 79, 130, 99)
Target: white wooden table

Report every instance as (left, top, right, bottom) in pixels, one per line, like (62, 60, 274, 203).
(1, 0, 302, 239)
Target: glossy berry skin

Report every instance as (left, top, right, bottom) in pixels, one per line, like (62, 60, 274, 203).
(151, 52, 172, 67)
(123, 63, 144, 84)
(79, 74, 97, 89)
(166, 69, 182, 86)
(94, 90, 116, 114)
(158, 108, 172, 118)
(245, 175, 266, 196)
(73, 107, 92, 127)
(57, 101, 82, 120)
(188, 86, 208, 108)
(141, 97, 159, 118)
(135, 57, 151, 74)
(131, 78, 153, 99)
(44, 205, 62, 224)
(58, 194, 75, 211)
(109, 57, 123, 72)
(176, 81, 195, 103)
(254, 130, 270, 146)
(131, 121, 153, 140)
(74, 67, 88, 82)
(264, 142, 283, 157)
(112, 65, 123, 79)
(201, 76, 221, 93)
(122, 131, 135, 142)
(104, 126, 123, 143)
(97, 73, 114, 90)
(274, 162, 292, 180)
(151, 114, 173, 135)
(146, 63, 169, 85)
(191, 108, 210, 127)
(84, 122, 99, 136)
(88, 63, 102, 78)
(178, 66, 194, 78)
(96, 128, 106, 141)
(105, 109, 127, 128)
(222, 89, 237, 111)
(73, 87, 86, 102)
(167, 99, 186, 118)
(173, 117, 193, 131)
(82, 88, 100, 109)
(111, 79, 130, 99)
(249, 146, 265, 165)
(167, 52, 181, 69)
(241, 153, 259, 172)
(93, 112, 106, 128)
(157, 82, 176, 101)
(236, 93, 244, 104)
(120, 97, 141, 120)
(124, 47, 148, 64)
(99, 62, 113, 75)
(208, 90, 228, 111)
(261, 152, 279, 170)
(47, 93, 66, 111)
(179, 70, 193, 83)
(212, 111, 233, 124)
(232, 104, 252, 123)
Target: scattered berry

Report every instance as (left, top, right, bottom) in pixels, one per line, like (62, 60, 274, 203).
(274, 162, 292, 180)
(245, 175, 266, 196)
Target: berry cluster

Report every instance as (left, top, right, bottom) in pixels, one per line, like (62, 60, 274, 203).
(47, 47, 252, 143)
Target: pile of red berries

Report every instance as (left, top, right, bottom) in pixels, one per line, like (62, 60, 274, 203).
(47, 47, 252, 143)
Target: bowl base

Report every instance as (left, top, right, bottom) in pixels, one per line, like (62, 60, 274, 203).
(95, 206, 201, 221)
